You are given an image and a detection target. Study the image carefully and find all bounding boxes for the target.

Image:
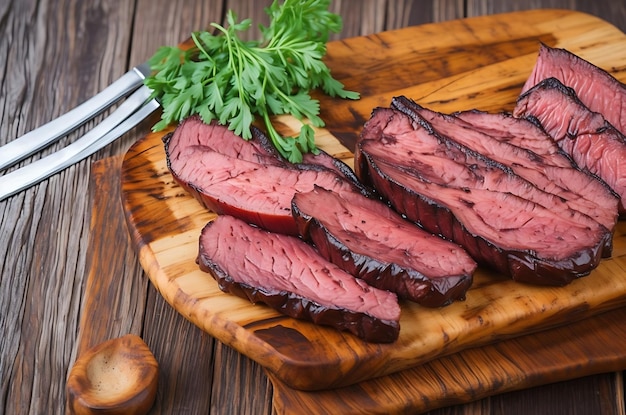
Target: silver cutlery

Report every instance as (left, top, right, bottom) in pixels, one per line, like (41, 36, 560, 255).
(0, 63, 157, 201)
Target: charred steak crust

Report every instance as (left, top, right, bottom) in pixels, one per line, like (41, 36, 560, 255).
(206, 269, 400, 343)
(292, 185, 476, 307)
(356, 103, 611, 286)
(197, 215, 401, 343)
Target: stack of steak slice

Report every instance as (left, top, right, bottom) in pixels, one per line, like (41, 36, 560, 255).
(403, 99, 619, 247)
(520, 43, 626, 136)
(164, 115, 360, 235)
(514, 77, 626, 214)
(167, 116, 409, 342)
(292, 185, 477, 307)
(356, 97, 616, 286)
(197, 214, 401, 343)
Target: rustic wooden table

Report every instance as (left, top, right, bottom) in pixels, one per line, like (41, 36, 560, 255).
(2, 1, 626, 414)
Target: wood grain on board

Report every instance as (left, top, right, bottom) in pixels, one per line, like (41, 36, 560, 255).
(268, 307, 626, 415)
(120, 8, 626, 395)
(85, 155, 626, 415)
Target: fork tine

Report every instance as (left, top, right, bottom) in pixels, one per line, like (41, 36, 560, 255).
(0, 86, 159, 201)
(0, 63, 151, 171)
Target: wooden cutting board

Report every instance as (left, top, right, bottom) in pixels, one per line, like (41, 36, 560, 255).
(121, 9, 626, 392)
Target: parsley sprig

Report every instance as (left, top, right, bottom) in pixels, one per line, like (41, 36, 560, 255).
(144, 0, 359, 162)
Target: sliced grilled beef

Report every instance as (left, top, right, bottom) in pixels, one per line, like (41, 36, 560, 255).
(393, 97, 618, 250)
(453, 109, 575, 164)
(356, 105, 612, 286)
(164, 115, 284, 168)
(520, 43, 626, 136)
(514, 77, 626, 214)
(292, 185, 476, 307)
(197, 215, 401, 343)
(164, 117, 359, 235)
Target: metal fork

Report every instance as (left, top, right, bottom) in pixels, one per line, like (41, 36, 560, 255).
(0, 63, 160, 202)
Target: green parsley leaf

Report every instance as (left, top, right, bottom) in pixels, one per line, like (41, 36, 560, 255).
(143, 0, 359, 163)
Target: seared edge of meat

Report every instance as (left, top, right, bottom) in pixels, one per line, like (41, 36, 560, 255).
(292, 185, 476, 307)
(197, 215, 401, 343)
(355, 105, 610, 286)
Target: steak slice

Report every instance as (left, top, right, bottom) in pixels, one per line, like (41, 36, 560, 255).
(393, 97, 618, 250)
(164, 115, 284, 166)
(165, 117, 359, 235)
(453, 109, 574, 164)
(514, 77, 626, 214)
(292, 185, 476, 307)
(355, 106, 611, 286)
(165, 115, 360, 184)
(197, 215, 401, 343)
(520, 43, 626, 136)
(168, 150, 356, 235)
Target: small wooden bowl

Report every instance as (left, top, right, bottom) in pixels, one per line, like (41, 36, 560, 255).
(66, 334, 159, 415)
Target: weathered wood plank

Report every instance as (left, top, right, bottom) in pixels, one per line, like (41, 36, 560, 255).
(485, 373, 625, 415)
(1, 1, 625, 415)
(0, 0, 135, 413)
(142, 283, 218, 413)
(467, 0, 626, 32)
(76, 155, 146, 358)
(210, 342, 274, 414)
(269, 307, 626, 414)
